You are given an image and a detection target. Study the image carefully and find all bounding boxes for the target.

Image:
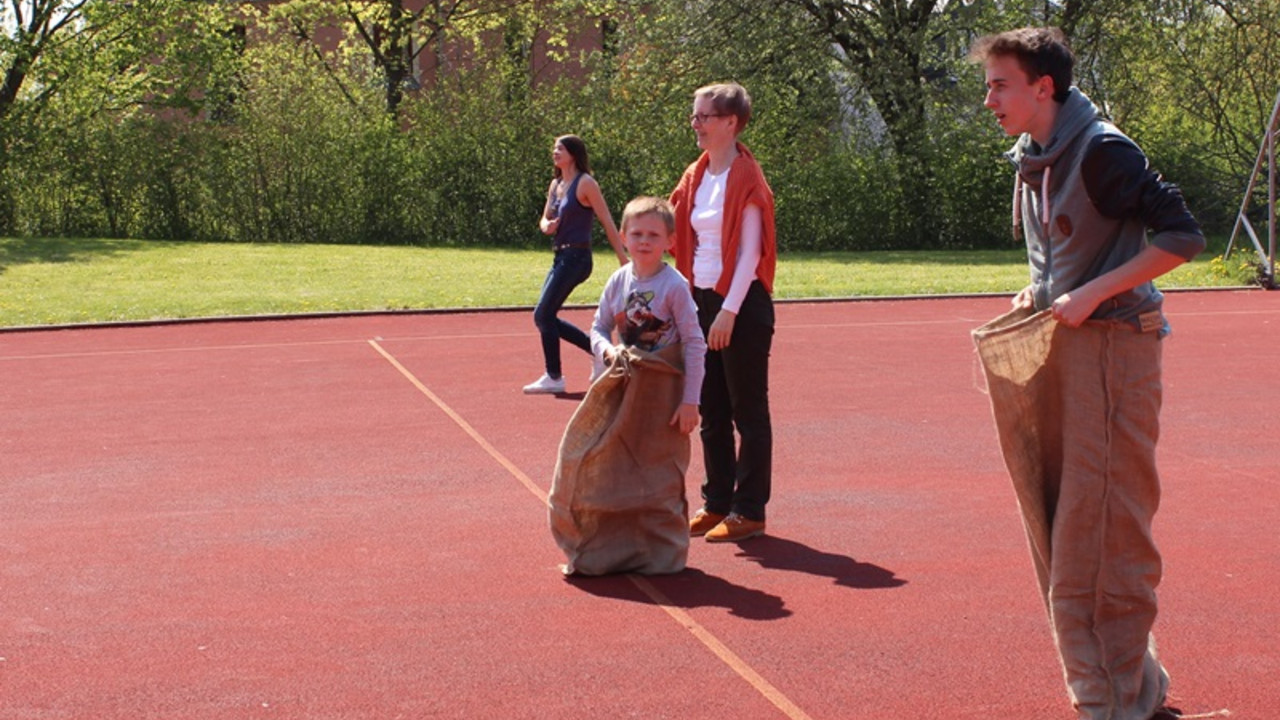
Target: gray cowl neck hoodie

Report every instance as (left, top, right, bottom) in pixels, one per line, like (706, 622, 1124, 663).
(1006, 87, 1099, 181)
(1004, 88, 1171, 335)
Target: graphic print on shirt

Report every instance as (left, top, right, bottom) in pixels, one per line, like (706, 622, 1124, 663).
(616, 290, 672, 351)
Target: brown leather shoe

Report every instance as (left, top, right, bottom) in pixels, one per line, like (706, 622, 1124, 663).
(689, 508, 727, 537)
(704, 513, 765, 543)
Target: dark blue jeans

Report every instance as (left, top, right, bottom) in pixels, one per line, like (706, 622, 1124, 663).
(533, 247, 593, 378)
(694, 281, 774, 522)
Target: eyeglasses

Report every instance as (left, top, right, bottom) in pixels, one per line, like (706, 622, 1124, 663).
(688, 113, 727, 125)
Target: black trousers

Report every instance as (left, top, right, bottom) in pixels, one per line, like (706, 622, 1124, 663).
(693, 281, 774, 521)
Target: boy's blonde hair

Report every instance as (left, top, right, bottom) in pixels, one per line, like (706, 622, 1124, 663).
(621, 196, 676, 235)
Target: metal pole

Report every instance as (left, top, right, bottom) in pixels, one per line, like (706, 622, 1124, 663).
(1270, 107, 1277, 286)
(1226, 89, 1280, 265)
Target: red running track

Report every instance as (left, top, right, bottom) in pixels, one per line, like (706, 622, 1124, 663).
(1, 290, 1276, 719)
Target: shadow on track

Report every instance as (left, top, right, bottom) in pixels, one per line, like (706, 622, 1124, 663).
(567, 567, 790, 620)
(565, 537, 905, 619)
(733, 535, 907, 590)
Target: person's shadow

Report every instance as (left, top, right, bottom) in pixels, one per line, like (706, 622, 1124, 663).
(564, 537, 904, 619)
(566, 567, 791, 620)
(732, 535, 907, 590)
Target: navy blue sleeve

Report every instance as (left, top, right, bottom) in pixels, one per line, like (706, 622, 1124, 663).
(1081, 134, 1206, 260)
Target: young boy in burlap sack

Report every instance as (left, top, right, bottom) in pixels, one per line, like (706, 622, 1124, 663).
(970, 28, 1207, 720)
(548, 197, 707, 576)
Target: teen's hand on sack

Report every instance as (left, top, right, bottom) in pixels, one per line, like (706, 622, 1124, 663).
(1051, 287, 1105, 328)
(1012, 285, 1035, 309)
(670, 403, 699, 434)
(707, 309, 736, 350)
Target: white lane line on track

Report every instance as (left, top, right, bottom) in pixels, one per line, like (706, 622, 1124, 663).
(368, 338, 816, 720)
(0, 337, 364, 362)
(367, 339, 547, 504)
(0, 331, 541, 362)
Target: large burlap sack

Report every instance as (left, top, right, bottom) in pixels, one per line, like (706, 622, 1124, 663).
(548, 343, 690, 576)
(972, 306, 1059, 598)
(974, 307, 1174, 719)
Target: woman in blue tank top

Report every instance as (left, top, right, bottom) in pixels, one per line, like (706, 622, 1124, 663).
(523, 135, 627, 395)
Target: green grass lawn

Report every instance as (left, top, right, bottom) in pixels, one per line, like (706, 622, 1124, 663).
(0, 236, 1261, 328)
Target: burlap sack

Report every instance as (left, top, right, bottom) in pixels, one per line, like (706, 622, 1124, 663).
(548, 343, 690, 576)
(974, 308, 1170, 719)
(972, 306, 1059, 599)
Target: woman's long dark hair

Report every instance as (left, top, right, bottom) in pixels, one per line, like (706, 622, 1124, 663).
(554, 134, 592, 179)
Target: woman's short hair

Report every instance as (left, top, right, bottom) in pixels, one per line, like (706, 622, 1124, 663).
(969, 27, 1074, 103)
(695, 82, 752, 135)
(621, 196, 675, 235)
(554, 134, 592, 178)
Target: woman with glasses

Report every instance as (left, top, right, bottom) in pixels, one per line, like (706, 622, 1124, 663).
(668, 83, 778, 543)
(523, 134, 628, 395)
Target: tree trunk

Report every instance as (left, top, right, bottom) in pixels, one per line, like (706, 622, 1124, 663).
(383, 0, 405, 115)
(0, 63, 31, 122)
(797, 0, 943, 245)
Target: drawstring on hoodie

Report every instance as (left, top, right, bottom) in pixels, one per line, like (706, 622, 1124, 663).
(1014, 165, 1053, 307)
(1012, 166, 1053, 241)
(1040, 165, 1052, 236)
(1012, 175, 1023, 240)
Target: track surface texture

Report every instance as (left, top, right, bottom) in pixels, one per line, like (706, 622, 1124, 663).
(2, 290, 1275, 719)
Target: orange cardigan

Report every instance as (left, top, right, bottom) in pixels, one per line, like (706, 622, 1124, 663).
(668, 143, 777, 296)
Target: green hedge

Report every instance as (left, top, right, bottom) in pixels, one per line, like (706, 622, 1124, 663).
(2, 32, 1217, 253)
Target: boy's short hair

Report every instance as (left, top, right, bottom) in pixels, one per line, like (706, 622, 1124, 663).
(695, 82, 752, 134)
(969, 27, 1074, 103)
(621, 196, 676, 235)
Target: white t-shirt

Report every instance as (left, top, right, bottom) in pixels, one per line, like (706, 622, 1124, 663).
(687, 164, 764, 315)
(690, 166, 729, 290)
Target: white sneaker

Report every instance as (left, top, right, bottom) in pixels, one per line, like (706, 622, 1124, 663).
(523, 374, 566, 394)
